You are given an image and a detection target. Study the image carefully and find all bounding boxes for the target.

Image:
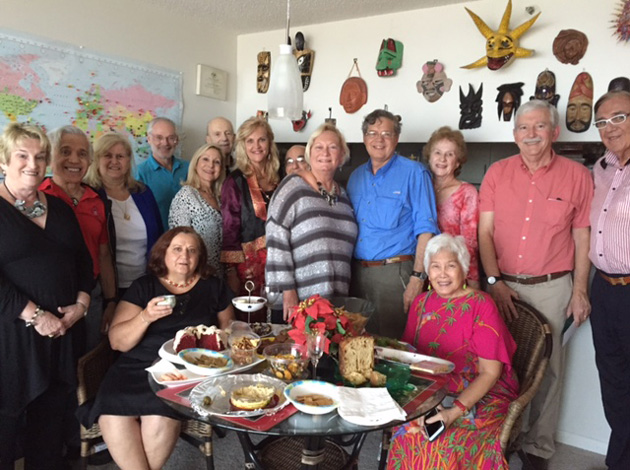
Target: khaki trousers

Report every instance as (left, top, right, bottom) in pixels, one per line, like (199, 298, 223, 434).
(505, 273, 573, 459)
(350, 259, 413, 338)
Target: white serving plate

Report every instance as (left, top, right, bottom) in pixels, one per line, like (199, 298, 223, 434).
(146, 359, 205, 387)
(375, 346, 455, 375)
(284, 380, 339, 415)
(178, 349, 233, 376)
(189, 373, 288, 418)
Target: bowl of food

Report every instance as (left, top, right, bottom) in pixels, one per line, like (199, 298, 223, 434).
(263, 343, 308, 382)
(229, 332, 261, 366)
(232, 296, 267, 312)
(284, 380, 339, 415)
(178, 349, 232, 376)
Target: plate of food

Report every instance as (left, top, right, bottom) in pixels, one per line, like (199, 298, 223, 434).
(159, 325, 228, 365)
(189, 373, 289, 418)
(374, 336, 416, 352)
(146, 359, 206, 387)
(250, 322, 273, 337)
(284, 380, 339, 415)
(374, 347, 455, 375)
(178, 349, 233, 376)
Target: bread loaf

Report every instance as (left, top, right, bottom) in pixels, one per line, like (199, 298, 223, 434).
(339, 336, 375, 385)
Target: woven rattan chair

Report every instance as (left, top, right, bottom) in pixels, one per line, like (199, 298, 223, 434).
(499, 299, 553, 455)
(76, 339, 217, 470)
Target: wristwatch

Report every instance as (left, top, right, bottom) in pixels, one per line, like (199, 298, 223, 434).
(410, 270, 428, 281)
(487, 275, 502, 285)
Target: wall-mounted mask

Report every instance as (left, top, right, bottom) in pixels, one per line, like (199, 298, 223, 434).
(462, 0, 540, 70)
(566, 72, 593, 133)
(293, 32, 315, 91)
(417, 60, 453, 103)
(257, 51, 270, 94)
(553, 29, 588, 65)
(340, 59, 368, 114)
(496, 82, 524, 121)
(291, 110, 312, 132)
(459, 84, 483, 129)
(376, 38, 404, 76)
(530, 70, 560, 107)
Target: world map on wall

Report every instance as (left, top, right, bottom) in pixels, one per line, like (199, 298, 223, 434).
(0, 30, 182, 162)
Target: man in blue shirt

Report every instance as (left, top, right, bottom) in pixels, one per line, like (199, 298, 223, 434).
(347, 109, 439, 337)
(135, 117, 189, 229)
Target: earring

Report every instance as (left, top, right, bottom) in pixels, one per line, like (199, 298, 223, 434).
(463, 282, 467, 289)
(427, 283, 432, 290)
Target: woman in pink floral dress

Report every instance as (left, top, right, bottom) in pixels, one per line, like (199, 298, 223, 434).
(424, 127, 480, 288)
(387, 234, 519, 470)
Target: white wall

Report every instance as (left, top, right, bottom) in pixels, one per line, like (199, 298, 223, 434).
(237, 0, 630, 145)
(0, 0, 238, 158)
(237, 0, 613, 455)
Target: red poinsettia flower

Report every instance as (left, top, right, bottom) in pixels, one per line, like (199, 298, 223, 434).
(287, 295, 359, 355)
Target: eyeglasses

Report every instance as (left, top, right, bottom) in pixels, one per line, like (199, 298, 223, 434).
(365, 130, 396, 139)
(593, 113, 629, 129)
(286, 156, 305, 165)
(151, 134, 179, 144)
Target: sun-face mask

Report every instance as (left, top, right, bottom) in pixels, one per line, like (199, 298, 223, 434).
(462, 0, 540, 70)
(417, 60, 453, 103)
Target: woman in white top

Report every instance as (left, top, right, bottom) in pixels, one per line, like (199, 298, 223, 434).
(85, 133, 163, 297)
(168, 144, 225, 276)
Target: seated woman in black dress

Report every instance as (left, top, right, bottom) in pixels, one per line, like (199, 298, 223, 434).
(84, 227, 234, 469)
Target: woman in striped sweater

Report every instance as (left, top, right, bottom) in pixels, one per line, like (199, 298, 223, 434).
(265, 124, 358, 320)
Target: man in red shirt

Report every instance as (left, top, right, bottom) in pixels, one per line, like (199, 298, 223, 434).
(479, 100, 593, 470)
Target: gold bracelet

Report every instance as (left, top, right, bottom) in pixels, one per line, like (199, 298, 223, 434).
(139, 310, 150, 325)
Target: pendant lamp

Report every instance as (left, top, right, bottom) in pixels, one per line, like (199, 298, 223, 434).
(267, 0, 303, 120)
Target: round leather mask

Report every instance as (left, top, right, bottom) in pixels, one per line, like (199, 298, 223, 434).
(339, 77, 368, 114)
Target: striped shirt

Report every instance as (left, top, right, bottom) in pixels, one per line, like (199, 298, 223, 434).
(265, 175, 358, 300)
(590, 150, 630, 274)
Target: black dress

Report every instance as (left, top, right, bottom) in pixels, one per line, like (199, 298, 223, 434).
(0, 195, 94, 416)
(82, 274, 232, 425)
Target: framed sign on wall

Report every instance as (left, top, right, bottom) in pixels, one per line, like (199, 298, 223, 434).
(196, 64, 228, 100)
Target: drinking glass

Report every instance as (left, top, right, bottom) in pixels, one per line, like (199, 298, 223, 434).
(306, 330, 326, 380)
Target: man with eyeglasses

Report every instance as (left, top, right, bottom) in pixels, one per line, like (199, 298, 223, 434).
(478, 99, 593, 470)
(347, 109, 438, 338)
(135, 117, 189, 229)
(589, 90, 630, 470)
(284, 145, 309, 176)
(206, 117, 236, 171)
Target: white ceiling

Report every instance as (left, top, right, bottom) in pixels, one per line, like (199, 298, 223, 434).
(144, 0, 472, 35)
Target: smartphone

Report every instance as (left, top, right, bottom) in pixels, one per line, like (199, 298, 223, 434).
(423, 406, 446, 442)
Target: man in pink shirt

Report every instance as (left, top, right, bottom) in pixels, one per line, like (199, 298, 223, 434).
(589, 90, 630, 470)
(479, 100, 593, 470)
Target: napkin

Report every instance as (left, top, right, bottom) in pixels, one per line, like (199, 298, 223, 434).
(337, 387, 407, 426)
(145, 358, 178, 374)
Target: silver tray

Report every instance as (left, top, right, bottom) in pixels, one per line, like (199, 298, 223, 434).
(189, 373, 288, 418)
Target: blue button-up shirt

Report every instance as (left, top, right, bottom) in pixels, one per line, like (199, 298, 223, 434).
(347, 153, 439, 260)
(134, 155, 189, 230)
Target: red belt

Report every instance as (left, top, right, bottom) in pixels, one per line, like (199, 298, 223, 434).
(358, 255, 414, 268)
(599, 271, 630, 286)
(502, 271, 571, 285)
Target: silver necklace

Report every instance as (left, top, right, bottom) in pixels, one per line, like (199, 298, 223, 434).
(4, 182, 47, 219)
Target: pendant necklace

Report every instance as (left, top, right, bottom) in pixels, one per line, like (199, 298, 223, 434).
(112, 197, 130, 221)
(316, 181, 338, 206)
(163, 276, 196, 288)
(3, 181, 47, 219)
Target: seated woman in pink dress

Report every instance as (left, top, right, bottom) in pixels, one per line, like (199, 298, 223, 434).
(424, 126, 480, 288)
(387, 234, 519, 470)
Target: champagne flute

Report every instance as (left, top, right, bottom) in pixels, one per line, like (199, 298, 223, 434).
(306, 330, 326, 380)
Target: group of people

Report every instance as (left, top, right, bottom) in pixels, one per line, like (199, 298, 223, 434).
(0, 88, 629, 470)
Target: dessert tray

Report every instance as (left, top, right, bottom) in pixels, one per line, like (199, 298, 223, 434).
(189, 373, 288, 418)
